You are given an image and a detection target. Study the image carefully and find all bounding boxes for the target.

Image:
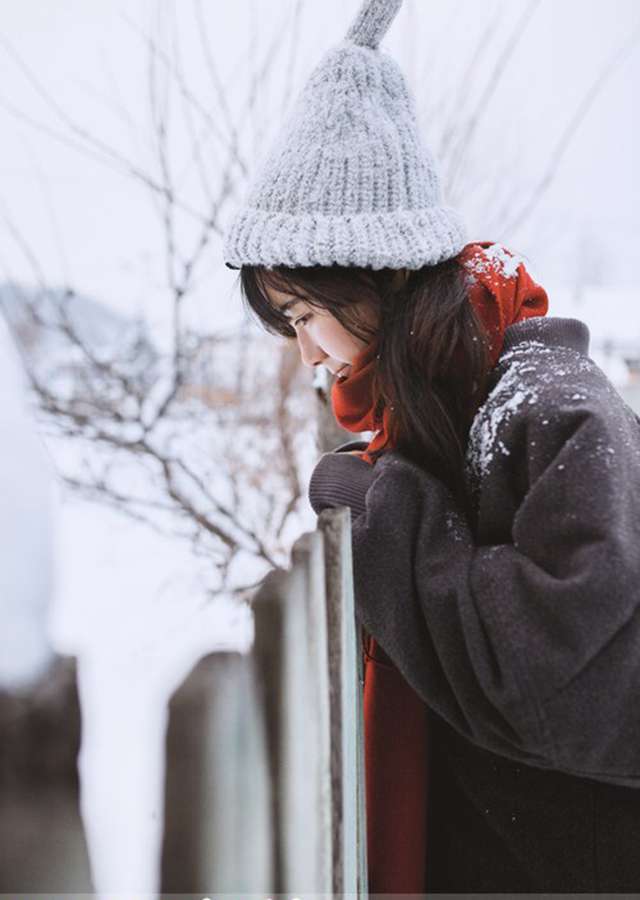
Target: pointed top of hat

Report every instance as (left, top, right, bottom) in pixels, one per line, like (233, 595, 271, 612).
(345, 0, 404, 49)
(222, 0, 467, 272)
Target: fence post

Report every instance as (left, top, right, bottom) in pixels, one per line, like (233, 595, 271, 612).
(291, 529, 333, 891)
(252, 529, 333, 894)
(319, 506, 368, 898)
(0, 315, 91, 889)
(160, 516, 365, 897)
(0, 657, 93, 890)
(160, 651, 273, 892)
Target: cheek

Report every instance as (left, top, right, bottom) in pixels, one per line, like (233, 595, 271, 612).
(315, 320, 363, 359)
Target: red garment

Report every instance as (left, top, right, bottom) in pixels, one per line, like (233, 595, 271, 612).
(331, 242, 549, 892)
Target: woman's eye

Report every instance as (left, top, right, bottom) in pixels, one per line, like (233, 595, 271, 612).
(294, 313, 311, 328)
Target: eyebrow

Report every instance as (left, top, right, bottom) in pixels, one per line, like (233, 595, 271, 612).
(278, 298, 302, 317)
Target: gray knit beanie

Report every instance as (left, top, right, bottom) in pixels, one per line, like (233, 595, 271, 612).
(223, 0, 467, 271)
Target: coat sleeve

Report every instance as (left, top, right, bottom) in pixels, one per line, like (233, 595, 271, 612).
(308, 441, 374, 517)
(350, 400, 640, 784)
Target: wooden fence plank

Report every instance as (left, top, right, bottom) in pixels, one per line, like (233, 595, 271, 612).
(291, 530, 333, 892)
(250, 567, 288, 891)
(0, 657, 93, 890)
(161, 651, 272, 892)
(319, 506, 368, 898)
(253, 531, 333, 895)
(161, 517, 363, 897)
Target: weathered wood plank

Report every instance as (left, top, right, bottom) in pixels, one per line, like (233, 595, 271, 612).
(250, 566, 290, 892)
(161, 651, 272, 892)
(291, 530, 333, 892)
(160, 516, 363, 896)
(0, 657, 93, 890)
(319, 506, 368, 898)
(253, 532, 333, 894)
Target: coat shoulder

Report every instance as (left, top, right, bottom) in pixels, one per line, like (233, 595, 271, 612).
(466, 338, 637, 487)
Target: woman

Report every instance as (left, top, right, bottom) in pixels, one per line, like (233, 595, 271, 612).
(223, 0, 640, 891)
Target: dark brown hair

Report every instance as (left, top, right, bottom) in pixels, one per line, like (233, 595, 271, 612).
(239, 259, 492, 506)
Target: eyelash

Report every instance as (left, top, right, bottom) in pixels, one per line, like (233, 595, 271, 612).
(293, 313, 311, 328)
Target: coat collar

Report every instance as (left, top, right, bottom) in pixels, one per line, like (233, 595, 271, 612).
(500, 316, 590, 358)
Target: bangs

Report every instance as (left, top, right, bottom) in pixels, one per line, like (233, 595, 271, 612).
(239, 266, 309, 339)
(239, 263, 381, 345)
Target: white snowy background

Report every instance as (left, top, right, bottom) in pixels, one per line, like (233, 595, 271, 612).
(0, 0, 639, 893)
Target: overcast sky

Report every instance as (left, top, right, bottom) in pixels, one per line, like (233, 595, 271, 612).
(0, 0, 638, 335)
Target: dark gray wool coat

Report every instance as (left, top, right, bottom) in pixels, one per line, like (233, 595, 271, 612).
(309, 316, 640, 892)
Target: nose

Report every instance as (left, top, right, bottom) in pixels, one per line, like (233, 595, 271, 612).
(297, 329, 326, 369)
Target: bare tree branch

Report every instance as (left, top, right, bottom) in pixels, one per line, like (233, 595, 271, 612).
(61, 474, 195, 539)
(444, 0, 543, 198)
(193, 0, 245, 175)
(435, 3, 502, 161)
(0, 37, 211, 225)
(503, 21, 640, 235)
(120, 10, 249, 179)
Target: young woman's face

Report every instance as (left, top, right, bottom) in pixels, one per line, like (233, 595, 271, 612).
(266, 284, 378, 380)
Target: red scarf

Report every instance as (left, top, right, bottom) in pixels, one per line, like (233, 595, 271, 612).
(332, 242, 548, 893)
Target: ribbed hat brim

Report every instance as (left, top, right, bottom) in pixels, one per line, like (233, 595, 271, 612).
(224, 206, 468, 270)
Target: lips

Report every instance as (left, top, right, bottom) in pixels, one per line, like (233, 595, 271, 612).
(335, 364, 351, 380)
